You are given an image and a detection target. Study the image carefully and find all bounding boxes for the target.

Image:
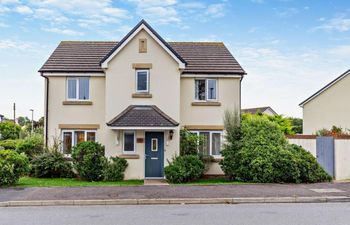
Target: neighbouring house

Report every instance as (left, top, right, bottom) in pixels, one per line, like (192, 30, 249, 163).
(300, 69, 350, 134)
(242, 106, 277, 116)
(39, 20, 246, 179)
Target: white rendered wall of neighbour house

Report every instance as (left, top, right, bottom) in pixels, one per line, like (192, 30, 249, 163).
(104, 30, 181, 179)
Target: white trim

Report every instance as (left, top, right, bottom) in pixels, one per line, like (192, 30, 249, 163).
(109, 126, 175, 130)
(123, 130, 136, 153)
(101, 24, 186, 69)
(182, 74, 242, 78)
(135, 69, 150, 93)
(300, 70, 350, 107)
(61, 129, 97, 155)
(42, 72, 105, 77)
(66, 77, 90, 101)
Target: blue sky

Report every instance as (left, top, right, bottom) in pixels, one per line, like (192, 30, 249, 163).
(0, 0, 350, 119)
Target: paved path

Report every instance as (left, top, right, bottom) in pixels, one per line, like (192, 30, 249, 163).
(1, 203, 350, 225)
(1, 182, 350, 202)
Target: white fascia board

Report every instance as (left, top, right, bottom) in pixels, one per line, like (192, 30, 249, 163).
(101, 24, 185, 69)
(108, 126, 176, 130)
(42, 72, 105, 77)
(181, 74, 243, 78)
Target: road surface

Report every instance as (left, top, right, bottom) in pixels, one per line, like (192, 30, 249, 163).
(1, 203, 350, 225)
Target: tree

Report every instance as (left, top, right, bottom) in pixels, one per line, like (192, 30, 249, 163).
(17, 116, 31, 127)
(0, 121, 21, 140)
(288, 117, 303, 134)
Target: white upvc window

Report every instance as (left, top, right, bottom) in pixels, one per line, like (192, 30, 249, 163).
(195, 79, 217, 101)
(136, 70, 149, 93)
(67, 77, 90, 100)
(123, 131, 136, 153)
(61, 130, 96, 155)
(191, 130, 223, 156)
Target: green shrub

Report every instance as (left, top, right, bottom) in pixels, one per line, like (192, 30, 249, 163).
(0, 150, 30, 186)
(220, 110, 242, 180)
(16, 134, 44, 160)
(0, 139, 22, 150)
(71, 141, 106, 181)
(31, 151, 73, 178)
(103, 157, 128, 181)
(164, 155, 205, 183)
(289, 144, 332, 182)
(221, 113, 332, 183)
(0, 121, 21, 140)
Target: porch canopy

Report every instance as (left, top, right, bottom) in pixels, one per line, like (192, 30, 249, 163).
(107, 105, 179, 130)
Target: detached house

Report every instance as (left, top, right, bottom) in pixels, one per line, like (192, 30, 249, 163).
(39, 20, 246, 179)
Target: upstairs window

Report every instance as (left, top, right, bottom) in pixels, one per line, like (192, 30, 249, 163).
(67, 77, 89, 100)
(195, 79, 217, 101)
(136, 70, 149, 93)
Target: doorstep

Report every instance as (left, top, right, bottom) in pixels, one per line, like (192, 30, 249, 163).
(144, 179, 169, 186)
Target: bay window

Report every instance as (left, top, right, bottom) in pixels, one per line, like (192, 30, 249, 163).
(62, 130, 96, 155)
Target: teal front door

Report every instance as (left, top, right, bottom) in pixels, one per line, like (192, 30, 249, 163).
(145, 132, 164, 178)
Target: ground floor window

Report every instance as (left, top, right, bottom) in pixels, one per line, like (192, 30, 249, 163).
(191, 131, 223, 156)
(62, 130, 96, 155)
(123, 131, 135, 153)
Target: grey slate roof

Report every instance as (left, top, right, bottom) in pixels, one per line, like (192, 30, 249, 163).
(242, 106, 277, 115)
(39, 42, 245, 75)
(107, 105, 179, 127)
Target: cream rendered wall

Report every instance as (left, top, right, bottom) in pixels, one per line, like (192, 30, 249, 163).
(288, 138, 317, 156)
(46, 76, 106, 146)
(104, 29, 181, 179)
(335, 139, 350, 180)
(303, 74, 350, 134)
(180, 77, 241, 126)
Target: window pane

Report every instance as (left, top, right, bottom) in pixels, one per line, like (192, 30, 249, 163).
(79, 78, 89, 100)
(124, 132, 135, 152)
(212, 133, 221, 155)
(207, 80, 217, 100)
(199, 132, 210, 156)
(63, 132, 72, 154)
(151, 138, 158, 151)
(137, 71, 148, 91)
(195, 80, 206, 100)
(74, 131, 85, 145)
(68, 79, 77, 99)
(87, 132, 96, 141)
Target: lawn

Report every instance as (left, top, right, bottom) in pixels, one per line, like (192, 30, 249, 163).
(15, 177, 144, 187)
(182, 177, 249, 185)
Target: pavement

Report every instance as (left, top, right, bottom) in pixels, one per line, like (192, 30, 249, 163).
(1, 182, 350, 206)
(2, 203, 350, 225)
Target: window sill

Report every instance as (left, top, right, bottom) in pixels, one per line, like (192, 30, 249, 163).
(62, 101, 93, 105)
(119, 154, 140, 159)
(191, 101, 221, 106)
(132, 93, 152, 98)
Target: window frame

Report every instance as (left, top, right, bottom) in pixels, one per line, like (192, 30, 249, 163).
(61, 129, 96, 156)
(194, 78, 218, 101)
(123, 131, 136, 154)
(66, 77, 90, 101)
(135, 70, 150, 93)
(151, 138, 158, 152)
(190, 130, 223, 157)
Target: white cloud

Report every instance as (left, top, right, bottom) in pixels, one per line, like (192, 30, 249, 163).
(0, 22, 8, 27)
(0, 40, 33, 50)
(34, 8, 69, 24)
(205, 3, 225, 18)
(42, 27, 83, 35)
(251, 0, 264, 3)
(15, 5, 33, 14)
(328, 45, 350, 57)
(0, 0, 20, 4)
(276, 7, 299, 17)
(313, 16, 350, 32)
(0, 6, 10, 14)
